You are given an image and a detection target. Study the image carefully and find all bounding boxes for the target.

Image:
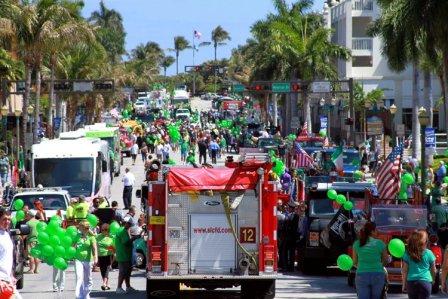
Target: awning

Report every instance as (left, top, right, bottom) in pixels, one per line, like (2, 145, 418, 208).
(167, 167, 260, 192)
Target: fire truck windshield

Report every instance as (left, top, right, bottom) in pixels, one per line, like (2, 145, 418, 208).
(372, 206, 427, 230)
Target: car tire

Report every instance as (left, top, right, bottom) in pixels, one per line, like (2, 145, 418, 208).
(147, 280, 179, 299)
(16, 277, 23, 290)
(135, 251, 146, 269)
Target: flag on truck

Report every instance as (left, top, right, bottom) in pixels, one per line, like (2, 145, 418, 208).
(294, 143, 313, 168)
(299, 122, 308, 137)
(331, 145, 344, 172)
(376, 144, 403, 199)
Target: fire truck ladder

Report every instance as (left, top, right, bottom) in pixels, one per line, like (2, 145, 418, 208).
(240, 152, 271, 163)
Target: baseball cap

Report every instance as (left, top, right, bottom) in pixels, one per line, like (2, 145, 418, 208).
(123, 216, 133, 224)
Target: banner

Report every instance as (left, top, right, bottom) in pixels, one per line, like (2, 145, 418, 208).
(425, 127, 435, 148)
(320, 115, 328, 131)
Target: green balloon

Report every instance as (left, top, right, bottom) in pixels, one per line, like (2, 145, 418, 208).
(45, 255, 55, 266)
(336, 194, 347, 204)
(30, 247, 42, 259)
(13, 199, 24, 210)
(319, 130, 327, 138)
(37, 232, 50, 245)
(327, 189, 338, 200)
(49, 235, 61, 247)
(86, 214, 99, 228)
(337, 254, 353, 271)
(402, 173, 414, 185)
(54, 257, 68, 271)
(16, 210, 25, 221)
(36, 221, 47, 232)
(65, 247, 77, 260)
(343, 201, 354, 211)
(42, 245, 54, 257)
(443, 176, 448, 184)
(354, 170, 363, 181)
(54, 245, 66, 257)
(11, 217, 17, 228)
(398, 190, 408, 201)
(109, 221, 121, 235)
(61, 236, 73, 248)
(66, 226, 78, 239)
(55, 227, 65, 239)
(50, 215, 62, 223)
(388, 238, 405, 258)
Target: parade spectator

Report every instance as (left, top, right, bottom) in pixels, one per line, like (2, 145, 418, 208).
(115, 217, 136, 294)
(432, 197, 448, 231)
(402, 230, 436, 299)
(352, 222, 388, 299)
(122, 168, 135, 210)
(74, 196, 89, 220)
(0, 207, 21, 298)
(0, 152, 9, 186)
(162, 142, 171, 163)
(198, 138, 208, 164)
(33, 199, 47, 222)
(180, 139, 189, 163)
(430, 181, 443, 207)
(285, 201, 299, 272)
(276, 200, 287, 271)
(98, 196, 108, 208)
(155, 142, 163, 161)
(436, 162, 446, 184)
(130, 143, 138, 165)
(25, 211, 40, 274)
(75, 221, 98, 299)
(111, 201, 124, 223)
(97, 223, 114, 291)
(441, 245, 448, 292)
(140, 142, 148, 163)
(209, 139, 220, 164)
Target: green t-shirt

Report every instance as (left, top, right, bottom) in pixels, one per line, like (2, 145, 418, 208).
(353, 237, 386, 273)
(431, 188, 443, 206)
(114, 228, 132, 262)
(432, 204, 448, 228)
(26, 219, 39, 242)
(96, 234, 114, 257)
(76, 235, 96, 262)
(403, 249, 436, 282)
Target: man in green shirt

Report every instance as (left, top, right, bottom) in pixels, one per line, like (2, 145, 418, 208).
(26, 211, 40, 274)
(115, 217, 136, 294)
(432, 198, 448, 230)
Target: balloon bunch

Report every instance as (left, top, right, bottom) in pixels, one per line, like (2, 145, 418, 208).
(167, 124, 181, 142)
(11, 199, 25, 227)
(30, 213, 103, 271)
(398, 173, 415, 201)
(327, 189, 353, 211)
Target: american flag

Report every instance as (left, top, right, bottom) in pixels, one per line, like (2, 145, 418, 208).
(376, 144, 403, 199)
(294, 142, 313, 168)
(323, 137, 330, 147)
(299, 122, 308, 136)
(194, 30, 202, 39)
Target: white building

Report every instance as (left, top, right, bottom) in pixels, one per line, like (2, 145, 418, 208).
(323, 0, 444, 133)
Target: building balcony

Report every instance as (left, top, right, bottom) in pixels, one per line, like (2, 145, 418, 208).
(353, 0, 373, 11)
(352, 37, 373, 56)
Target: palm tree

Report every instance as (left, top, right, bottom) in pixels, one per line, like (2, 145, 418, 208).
(268, 0, 350, 134)
(161, 55, 175, 76)
(89, 0, 126, 64)
(0, 48, 23, 82)
(211, 25, 230, 62)
(172, 36, 190, 75)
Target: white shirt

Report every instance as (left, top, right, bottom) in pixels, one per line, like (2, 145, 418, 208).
(122, 172, 135, 187)
(156, 144, 164, 155)
(130, 143, 139, 155)
(0, 230, 13, 282)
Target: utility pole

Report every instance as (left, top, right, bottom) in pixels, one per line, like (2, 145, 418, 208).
(192, 31, 196, 97)
(349, 78, 355, 146)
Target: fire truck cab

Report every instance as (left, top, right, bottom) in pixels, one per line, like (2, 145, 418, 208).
(145, 160, 279, 299)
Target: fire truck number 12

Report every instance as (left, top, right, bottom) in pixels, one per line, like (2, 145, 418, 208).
(240, 227, 256, 243)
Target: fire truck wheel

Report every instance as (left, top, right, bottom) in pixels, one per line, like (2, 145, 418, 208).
(135, 252, 146, 269)
(147, 280, 179, 299)
(241, 279, 275, 299)
(16, 277, 23, 290)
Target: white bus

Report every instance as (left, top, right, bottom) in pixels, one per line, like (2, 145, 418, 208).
(31, 131, 111, 201)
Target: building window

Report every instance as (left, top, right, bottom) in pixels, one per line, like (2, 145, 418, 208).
(352, 56, 373, 67)
(402, 108, 439, 133)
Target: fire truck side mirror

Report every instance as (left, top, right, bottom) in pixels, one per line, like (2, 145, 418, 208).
(135, 189, 142, 198)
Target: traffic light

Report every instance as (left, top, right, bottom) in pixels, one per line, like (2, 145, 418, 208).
(345, 118, 354, 125)
(194, 66, 202, 72)
(250, 83, 270, 92)
(291, 83, 301, 92)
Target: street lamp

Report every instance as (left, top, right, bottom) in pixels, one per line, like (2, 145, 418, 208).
(14, 109, 21, 165)
(1, 106, 8, 154)
(389, 104, 397, 146)
(418, 107, 430, 199)
(319, 98, 325, 107)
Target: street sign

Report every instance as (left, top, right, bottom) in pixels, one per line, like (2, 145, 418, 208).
(233, 84, 245, 93)
(272, 82, 290, 93)
(395, 124, 405, 137)
(425, 127, 435, 148)
(53, 117, 61, 131)
(311, 81, 331, 93)
(367, 116, 383, 135)
(320, 115, 328, 131)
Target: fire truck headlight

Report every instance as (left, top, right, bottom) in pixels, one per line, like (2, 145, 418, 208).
(257, 168, 264, 176)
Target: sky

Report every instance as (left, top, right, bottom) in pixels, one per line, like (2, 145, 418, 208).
(82, 0, 325, 76)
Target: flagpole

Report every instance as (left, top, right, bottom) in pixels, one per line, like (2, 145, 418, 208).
(192, 30, 196, 96)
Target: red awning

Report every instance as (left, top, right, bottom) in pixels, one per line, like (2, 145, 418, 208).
(167, 167, 259, 192)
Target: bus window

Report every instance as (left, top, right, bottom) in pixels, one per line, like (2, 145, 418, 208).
(95, 155, 102, 194)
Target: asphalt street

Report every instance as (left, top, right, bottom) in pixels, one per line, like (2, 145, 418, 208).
(18, 98, 445, 298)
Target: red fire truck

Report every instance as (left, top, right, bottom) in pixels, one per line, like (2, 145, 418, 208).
(145, 160, 279, 299)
